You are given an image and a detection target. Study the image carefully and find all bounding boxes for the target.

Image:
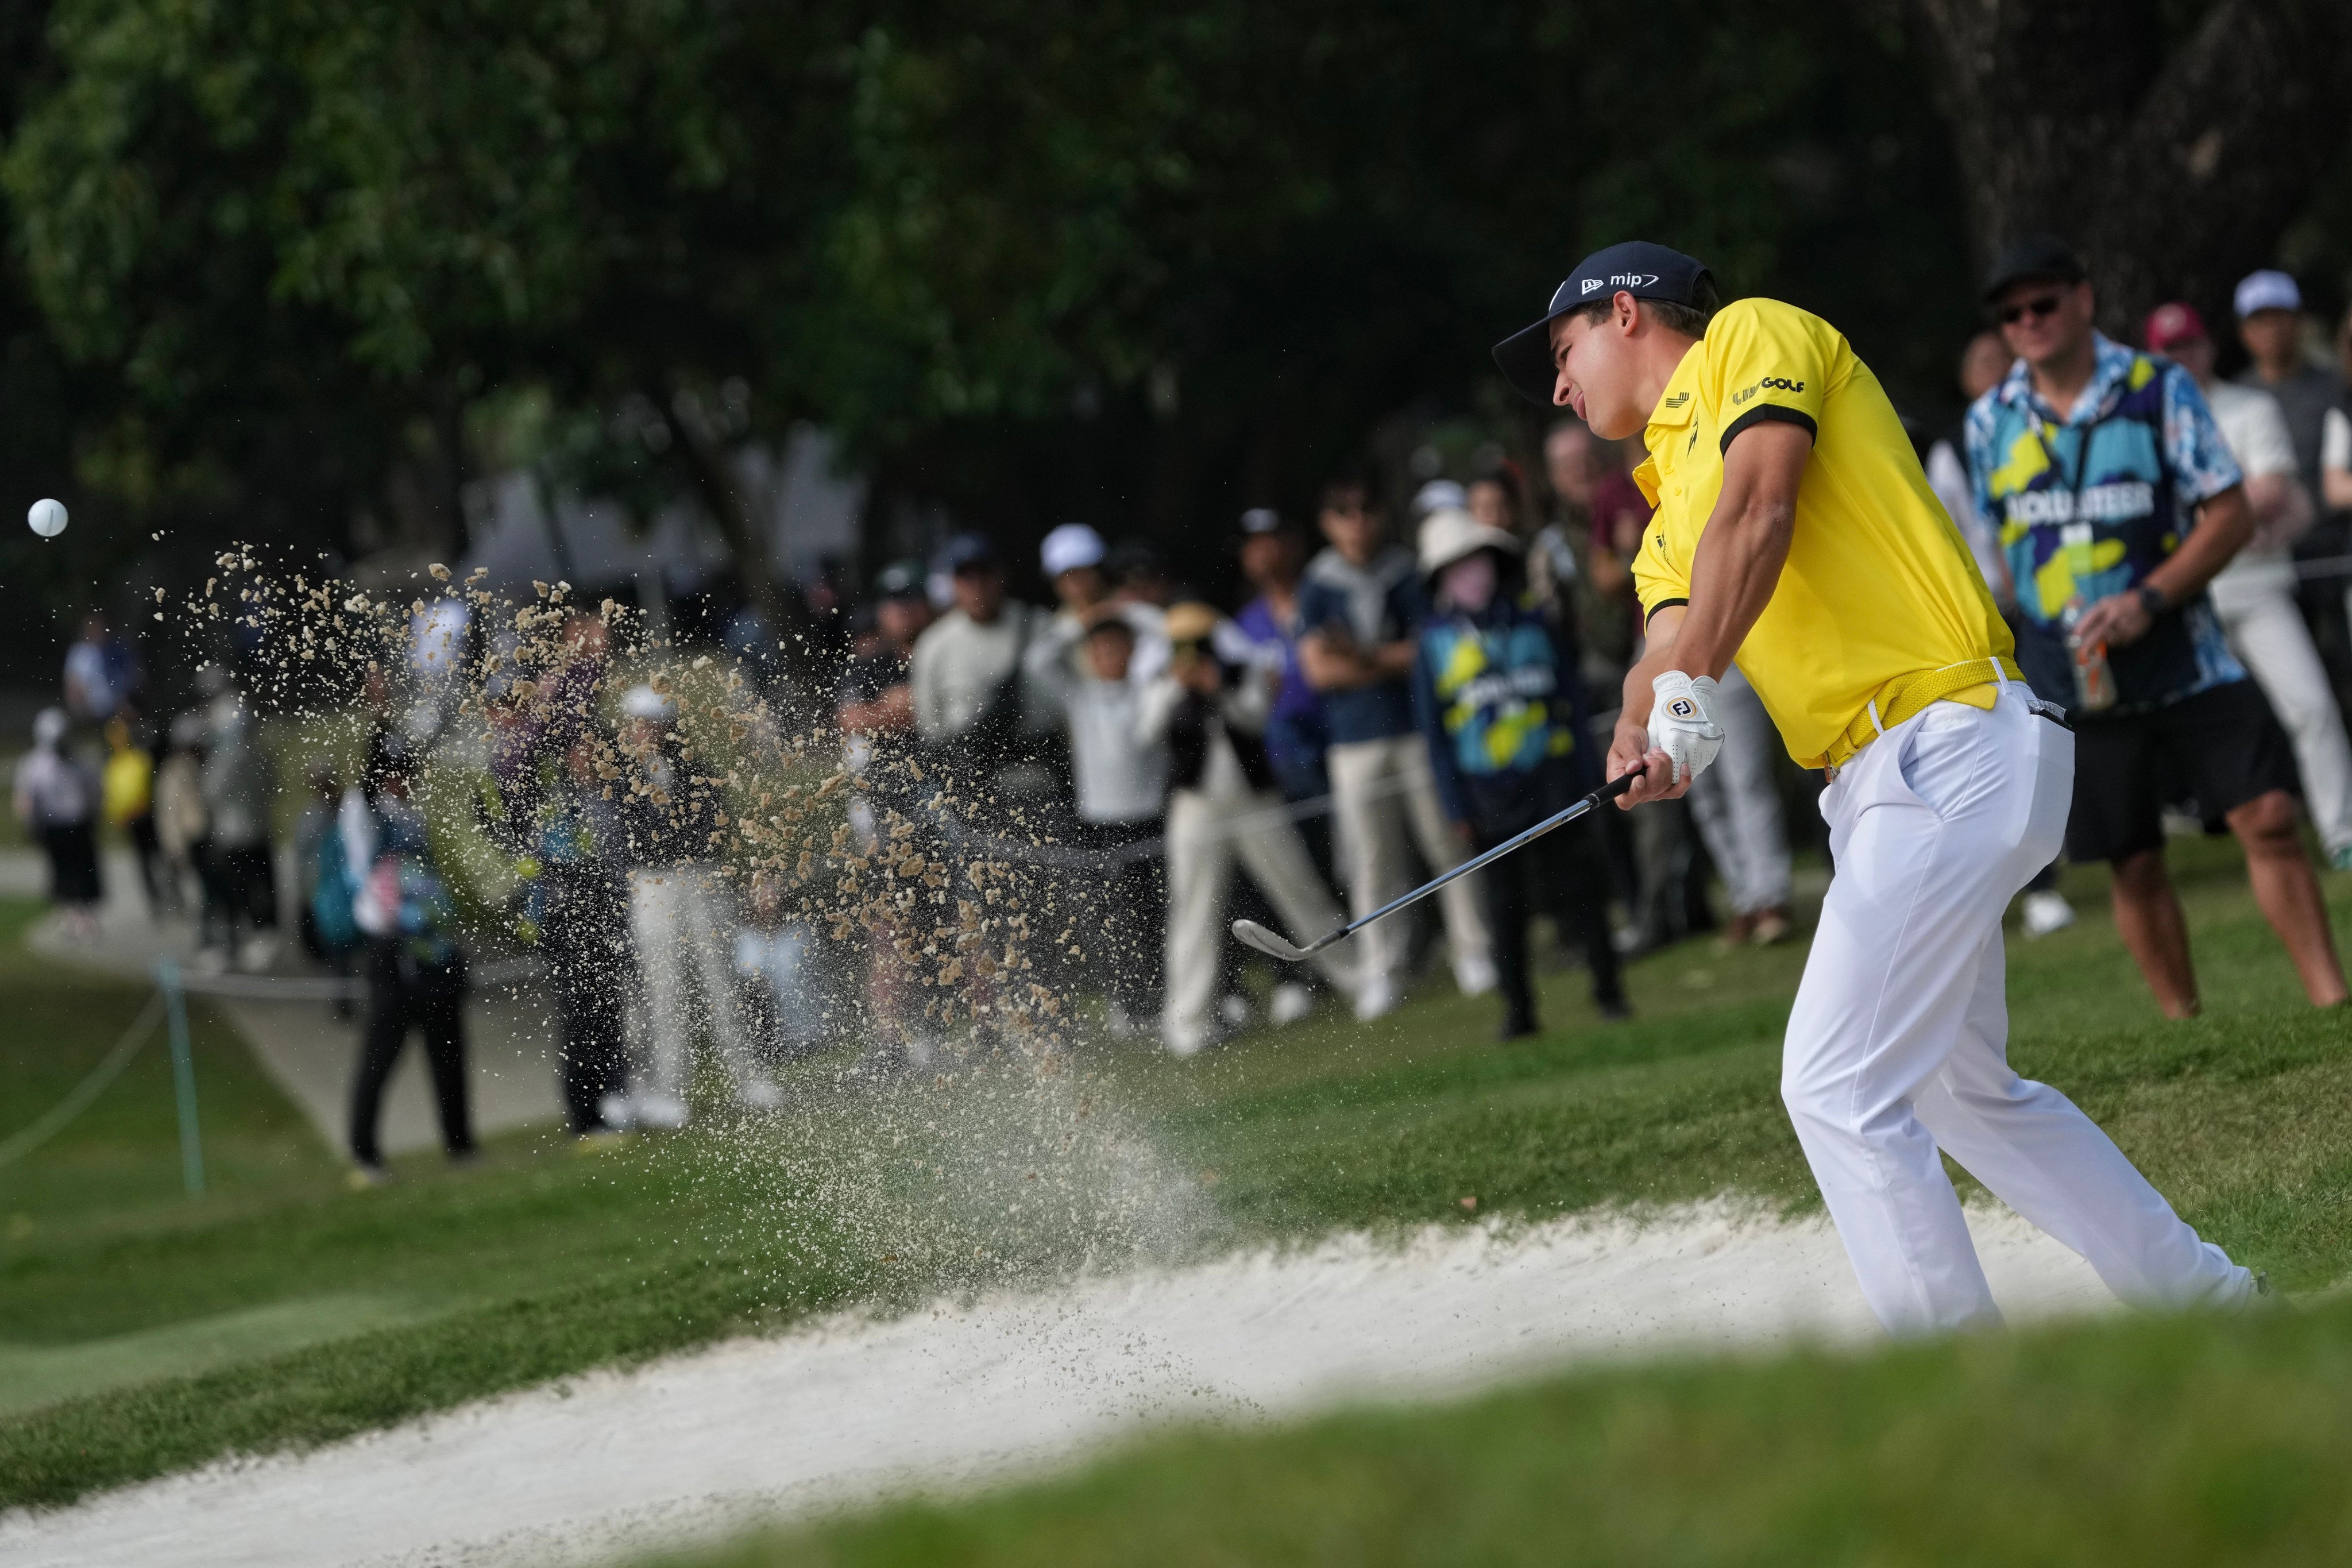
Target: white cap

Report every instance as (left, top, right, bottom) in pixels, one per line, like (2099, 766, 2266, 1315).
(1411, 480, 1468, 519)
(620, 684, 674, 721)
(2234, 269, 2301, 318)
(1417, 507, 1521, 578)
(1040, 522, 1106, 578)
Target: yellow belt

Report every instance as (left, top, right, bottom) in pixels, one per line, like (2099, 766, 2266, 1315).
(1820, 656, 2025, 771)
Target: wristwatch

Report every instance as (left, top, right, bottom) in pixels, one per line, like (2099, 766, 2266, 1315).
(2136, 583, 2168, 617)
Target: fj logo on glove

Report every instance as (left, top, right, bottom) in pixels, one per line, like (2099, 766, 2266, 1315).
(1667, 698, 1698, 719)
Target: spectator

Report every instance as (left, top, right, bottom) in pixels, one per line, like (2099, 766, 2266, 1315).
(1410, 511, 1625, 1037)
(1926, 332, 2018, 604)
(293, 764, 351, 962)
(2147, 302, 2352, 869)
(2233, 270, 2342, 519)
(1148, 601, 1357, 1052)
(736, 873, 825, 1067)
(1409, 478, 1468, 523)
(345, 733, 474, 1182)
(1027, 607, 1173, 1036)
(1470, 458, 1571, 629)
(1299, 473, 1494, 1018)
(1685, 662, 1794, 947)
(1106, 539, 1176, 612)
(405, 594, 472, 742)
(837, 559, 936, 1063)
(63, 612, 141, 729)
(617, 683, 779, 1126)
(500, 721, 635, 1137)
(910, 534, 1059, 811)
(153, 712, 209, 927)
(102, 714, 167, 917)
(196, 665, 280, 972)
(1043, 523, 1169, 683)
(1968, 234, 2345, 1017)
(1226, 509, 1331, 848)
(2326, 307, 2352, 517)
(13, 708, 103, 940)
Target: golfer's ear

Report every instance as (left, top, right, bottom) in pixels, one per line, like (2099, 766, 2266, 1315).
(1616, 291, 1640, 333)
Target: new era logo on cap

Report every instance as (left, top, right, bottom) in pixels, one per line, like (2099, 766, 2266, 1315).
(1493, 241, 1714, 405)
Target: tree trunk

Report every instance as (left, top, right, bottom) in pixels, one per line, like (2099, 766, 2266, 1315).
(653, 387, 802, 660)
(1897, 0, 2352, 329)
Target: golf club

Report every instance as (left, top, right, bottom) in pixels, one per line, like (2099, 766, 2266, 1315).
(1232, 770, 1640, 962)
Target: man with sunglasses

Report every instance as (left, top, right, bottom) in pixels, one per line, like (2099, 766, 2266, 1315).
(1966, 235, 2345, 1020)
(1494, 240, 2258, 1337)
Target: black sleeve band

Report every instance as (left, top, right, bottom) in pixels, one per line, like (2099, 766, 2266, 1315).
(1644, 597, 1689, 625)
(1720, 403, 1817, 454)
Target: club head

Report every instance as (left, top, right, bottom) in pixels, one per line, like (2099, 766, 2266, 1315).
(1230, 918, 1313, 963)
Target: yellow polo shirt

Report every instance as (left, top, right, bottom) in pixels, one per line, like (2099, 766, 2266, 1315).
(1629, 297, 2018, 768)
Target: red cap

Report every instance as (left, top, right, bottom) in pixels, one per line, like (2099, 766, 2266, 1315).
(2143, 301, 2207, 353)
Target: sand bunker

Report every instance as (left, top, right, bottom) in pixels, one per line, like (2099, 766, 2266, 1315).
(0, 1198, 2111, 1567)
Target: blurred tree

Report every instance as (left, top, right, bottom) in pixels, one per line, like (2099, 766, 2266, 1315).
(1895, 0, 2352, 326)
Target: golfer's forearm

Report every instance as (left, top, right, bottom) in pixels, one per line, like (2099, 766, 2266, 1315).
(1669, 498, 1792, 680)
(1620, 615, 1684, 727)
(1668, 423, 1807, 681)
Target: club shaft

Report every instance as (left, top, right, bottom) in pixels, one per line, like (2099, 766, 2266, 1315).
(1312, 773, 1635, 953)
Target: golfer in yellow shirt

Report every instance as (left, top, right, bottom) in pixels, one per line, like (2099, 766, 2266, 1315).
(1493, 242, 2254, 1333)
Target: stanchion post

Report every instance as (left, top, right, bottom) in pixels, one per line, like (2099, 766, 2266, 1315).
(156, 958, 204, 1198)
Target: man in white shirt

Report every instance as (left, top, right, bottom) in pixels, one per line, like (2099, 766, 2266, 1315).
(909, 534, 1058, 808)
(2146, 302, 2352, 866)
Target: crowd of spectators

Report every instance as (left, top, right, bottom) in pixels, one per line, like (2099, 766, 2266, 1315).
(20, 239, 2352, 1172)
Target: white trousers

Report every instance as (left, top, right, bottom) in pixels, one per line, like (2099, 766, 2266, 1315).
(1688, 666, 1793, 916)
(1784, 688, 2250, 1334)
(1164, 788, 1356, 1050)
(628, 867, 759, 1099)
(1326, 735, 1492, 988)
(2211, 570, 2352, 855)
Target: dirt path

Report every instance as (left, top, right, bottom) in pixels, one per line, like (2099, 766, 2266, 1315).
(0, 1200, 2112, 1567)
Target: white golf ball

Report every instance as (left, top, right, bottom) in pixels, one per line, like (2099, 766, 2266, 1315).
(26, 498, 67, 538)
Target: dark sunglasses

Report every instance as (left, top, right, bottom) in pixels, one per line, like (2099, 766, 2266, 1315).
(1996, 293, 2065, 327)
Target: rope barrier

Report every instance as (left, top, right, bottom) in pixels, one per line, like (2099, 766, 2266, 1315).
(0, 992, 165, 1169)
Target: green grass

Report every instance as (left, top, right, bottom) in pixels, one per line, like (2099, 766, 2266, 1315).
(641, 1295, 2352, 1568)
(2, 832, 2351, 1516)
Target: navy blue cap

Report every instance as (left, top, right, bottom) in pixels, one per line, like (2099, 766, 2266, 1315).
(937, 532, 999, 573)
(1492, 242, 1714, 405)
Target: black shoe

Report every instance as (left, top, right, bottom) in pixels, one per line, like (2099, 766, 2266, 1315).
(1596, 995, 1632, 1021)
(1497, 1012, 1540, 1042)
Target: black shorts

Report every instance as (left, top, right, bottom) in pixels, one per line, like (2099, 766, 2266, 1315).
(2065, 679, 2300, 864)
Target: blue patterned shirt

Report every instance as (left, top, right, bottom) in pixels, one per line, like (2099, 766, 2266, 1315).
(1963, 333, 2245, 711)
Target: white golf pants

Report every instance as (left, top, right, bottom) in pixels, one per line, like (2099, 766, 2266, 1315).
(2211, 569, 2352, 856)
(1785, 686, 2251, 1335)
(1326, 735, 1493, 990)
(1689, 665, 1793, 916)
(628, 866, 759, 1102)
(1164, 787, 1357, 1051)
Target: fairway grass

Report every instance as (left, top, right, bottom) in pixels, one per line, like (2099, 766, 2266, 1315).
(648, 1293, 2352, 1568)
(3, 834, 2351, 1513)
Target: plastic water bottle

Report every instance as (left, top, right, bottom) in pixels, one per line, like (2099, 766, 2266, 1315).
(2060, 600, 2117, 713)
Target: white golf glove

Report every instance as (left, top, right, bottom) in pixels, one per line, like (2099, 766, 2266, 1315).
(1647, 671, 1725, 785)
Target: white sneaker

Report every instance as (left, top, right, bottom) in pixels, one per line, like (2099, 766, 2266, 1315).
(1219, 992, 1253, 1030)
(1104, 1002, 1142, 1040)
(1269, 982, 1315, 1026)
(2020, 889, 2076, 939)
(1354, 973, 1400, 1022)
(1454, 953, 1499, 998)
(736, 1076, 785, 1113)
(596, 1092, 637, 1132)
(634, 1093, 690, 1130)
(235, 932, 280, 973)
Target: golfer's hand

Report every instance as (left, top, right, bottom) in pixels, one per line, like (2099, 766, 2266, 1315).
(1608, 717, 1683, 806)
(1647, 671, 1725, 785)
(2075, 590, 2154, 650)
